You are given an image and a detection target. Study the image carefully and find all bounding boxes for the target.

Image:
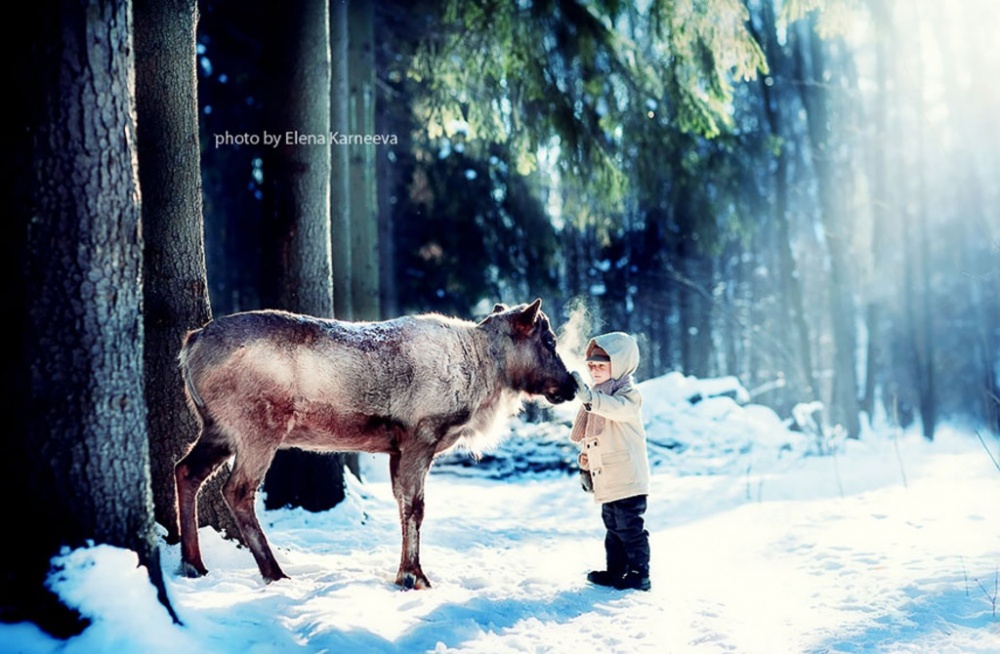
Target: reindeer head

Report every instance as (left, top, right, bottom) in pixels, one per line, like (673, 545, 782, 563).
(480, 299, 578, 404)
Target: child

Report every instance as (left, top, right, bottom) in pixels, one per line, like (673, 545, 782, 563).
(570, 332, 651, 591)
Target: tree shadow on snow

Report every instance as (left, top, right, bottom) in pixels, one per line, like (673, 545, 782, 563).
(806, 581, 997, 653)
(306, 585, 629, 653)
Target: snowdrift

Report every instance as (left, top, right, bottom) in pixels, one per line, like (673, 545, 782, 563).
(5, 372, 998, 654)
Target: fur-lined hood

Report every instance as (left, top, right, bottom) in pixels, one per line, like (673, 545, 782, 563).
(586, 332, 639, 381)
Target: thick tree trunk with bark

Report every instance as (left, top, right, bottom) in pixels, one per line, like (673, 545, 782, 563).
(134, 0, 240, 543)
(260, 0, 335, 317)
(4, 0, 175, 633)
(259, 0, 348, 511)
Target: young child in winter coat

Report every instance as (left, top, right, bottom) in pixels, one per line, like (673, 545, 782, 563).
(570, 332, 651, 591)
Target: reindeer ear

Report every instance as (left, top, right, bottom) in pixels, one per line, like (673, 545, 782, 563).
(513, 299, 542, 333)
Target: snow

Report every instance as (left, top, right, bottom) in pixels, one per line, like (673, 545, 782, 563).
(5, 373, 999, 653)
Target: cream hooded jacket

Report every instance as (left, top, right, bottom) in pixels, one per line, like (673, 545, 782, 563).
(572, 332, 650, 504)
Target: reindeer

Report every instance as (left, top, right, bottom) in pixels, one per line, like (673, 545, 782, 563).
(174, 299, 577, 589)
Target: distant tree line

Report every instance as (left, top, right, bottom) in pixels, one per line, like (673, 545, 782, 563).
(200, 0, 998, 439)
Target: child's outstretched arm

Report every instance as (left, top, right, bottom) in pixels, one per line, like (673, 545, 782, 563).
(570, 371, 641, 421)
(585, 386, 642, 421)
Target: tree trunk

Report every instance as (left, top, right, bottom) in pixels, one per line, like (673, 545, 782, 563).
(331, 0, 353, 320)
(377, 69, 399, 320)
(134, 0, 241, 544)
(932, 1, 993, 435)
(260, 0, 347, 511)
(936, 10, 1000, 434)
(753, 1, 817, 402)
(911, 61, 937, 442)
(689, 254, 714, 379)
(860, 0, 892, 424)
(260, 0, 335, 316)
(796, 19, 861, 438)
(4, 0, 175, 633)
(349, 0, 380, 321)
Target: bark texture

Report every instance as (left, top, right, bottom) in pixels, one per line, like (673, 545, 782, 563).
(5, 0, 176, 633)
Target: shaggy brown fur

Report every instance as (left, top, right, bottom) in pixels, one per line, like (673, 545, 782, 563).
(175, 299, 577, 588)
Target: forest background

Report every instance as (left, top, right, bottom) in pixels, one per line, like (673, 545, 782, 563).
(202, 0, 1000, 439)
(4, 0, 997, 636)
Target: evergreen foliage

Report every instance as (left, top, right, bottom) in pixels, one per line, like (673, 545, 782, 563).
(193, 0, 998, 437)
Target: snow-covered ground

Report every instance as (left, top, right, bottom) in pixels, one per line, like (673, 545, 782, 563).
(5, 373, 999, 653)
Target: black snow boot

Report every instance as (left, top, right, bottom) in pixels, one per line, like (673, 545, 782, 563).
(586, 570, 623, 587)
(614, 569, 651, 591)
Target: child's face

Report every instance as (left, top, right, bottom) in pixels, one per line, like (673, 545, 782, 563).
(588, 361, 612, 385)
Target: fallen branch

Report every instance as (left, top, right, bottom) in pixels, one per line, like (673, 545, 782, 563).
(974, 430, 1000, 474)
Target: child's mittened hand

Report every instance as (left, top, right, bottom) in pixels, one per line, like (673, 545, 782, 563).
(571, 371, 593, 403)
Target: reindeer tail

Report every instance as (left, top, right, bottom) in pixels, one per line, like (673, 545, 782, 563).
(178, 329, 206, 409)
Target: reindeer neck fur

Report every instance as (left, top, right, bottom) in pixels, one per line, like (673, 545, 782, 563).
(437, 323, 526, 458)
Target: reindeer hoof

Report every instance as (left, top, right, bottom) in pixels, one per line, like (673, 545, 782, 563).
(262, 572, 290, 584)
(180, 560, 208, 578)
(260, 563, 290, 583)
(396, 571, 432, 590)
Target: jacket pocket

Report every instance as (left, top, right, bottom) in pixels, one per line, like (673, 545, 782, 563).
(602, 450, 630, 466)
(599, 450, 633, 489)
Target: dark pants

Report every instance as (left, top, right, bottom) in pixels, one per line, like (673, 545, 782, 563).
(601, 495, 650, 576)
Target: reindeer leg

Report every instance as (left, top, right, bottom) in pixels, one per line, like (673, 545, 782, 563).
(175, 422, 232, 577)
(222, 443, 288, 582)
(389, 448, 434, 589)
